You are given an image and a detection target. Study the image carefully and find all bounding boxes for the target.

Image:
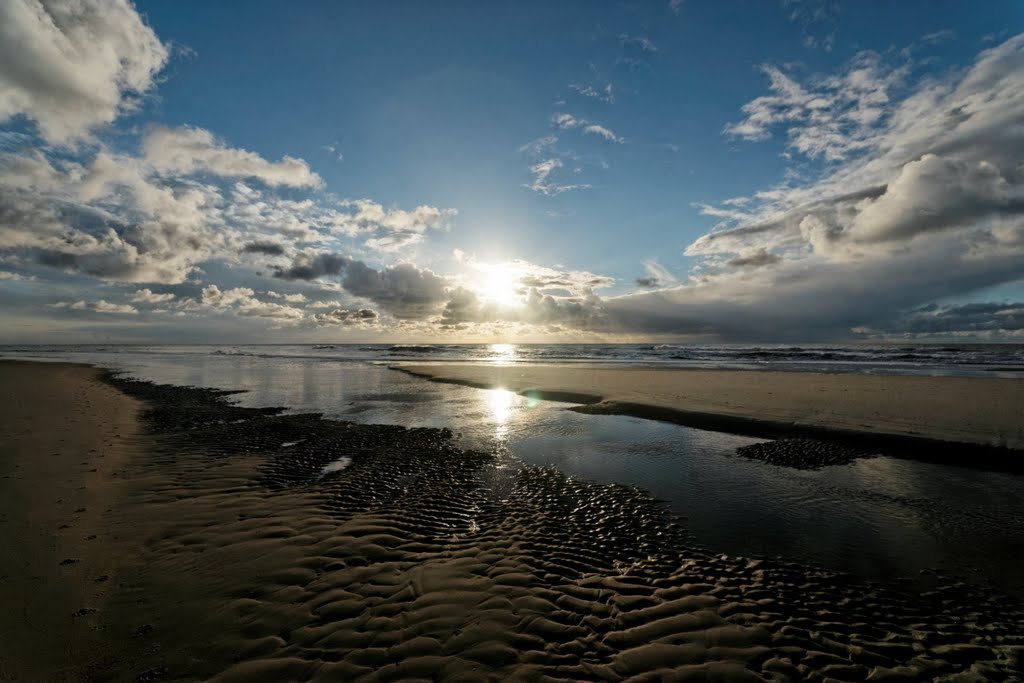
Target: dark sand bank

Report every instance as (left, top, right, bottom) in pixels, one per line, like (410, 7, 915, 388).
(2, 360, 1023, 680)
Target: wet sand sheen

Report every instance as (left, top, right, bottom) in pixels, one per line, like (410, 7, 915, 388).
(396, 363, 1024, 452)
(1, 360, 1022, 680)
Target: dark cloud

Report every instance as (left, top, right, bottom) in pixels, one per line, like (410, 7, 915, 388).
(898, 302, 1024, 335)
(274, 252, 449, 319)
(273, 252, 350, 280)
(635, 277, 660, 288)
(241, 240, 286, 256)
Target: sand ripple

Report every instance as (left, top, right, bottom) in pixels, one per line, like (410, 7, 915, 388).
(101, 374, 1024, 681)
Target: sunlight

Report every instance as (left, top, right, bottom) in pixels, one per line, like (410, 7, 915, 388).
(478, 266, 523, 307)
(485, 387, 516, 441)
(488, 343, 517, 364)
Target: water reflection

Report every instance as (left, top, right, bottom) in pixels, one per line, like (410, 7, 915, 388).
(487, 343, 517, 364)
(484, 388, 517, 441)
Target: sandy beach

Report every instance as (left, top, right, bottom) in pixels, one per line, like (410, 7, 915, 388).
(2, 359, 1023, 680)
(398, 364, 1024, 453)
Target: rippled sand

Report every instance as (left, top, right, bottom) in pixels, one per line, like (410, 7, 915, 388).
(1, 361, 1022, 681)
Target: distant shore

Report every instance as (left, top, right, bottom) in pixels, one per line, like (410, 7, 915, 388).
(396, 363, 1024, 454)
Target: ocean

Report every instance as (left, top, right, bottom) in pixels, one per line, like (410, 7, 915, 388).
(3, 342, 1024, 596)
(4, 341, 1023, 377)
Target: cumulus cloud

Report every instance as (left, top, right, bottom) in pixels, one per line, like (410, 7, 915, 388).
(52, 298, 137, 314)
(439, 286, 606, 330)
(612, 34, 1024, 339)
(274, 252, 450, 319)
(131, 288, 175, 304)
(313, 307, 378, 326)
(266, 291, 306, 303)
(197, 284, 304, 321)
(143, 126, 322, 188)
(0, 0, 169, 143)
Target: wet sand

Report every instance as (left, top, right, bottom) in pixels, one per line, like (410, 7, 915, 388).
(397, 364, 1024, 453)
(1, 360, 1023, 680)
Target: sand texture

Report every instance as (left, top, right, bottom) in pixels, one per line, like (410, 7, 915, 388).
(2, 360, 1023, 680)
(397, 364, 1024, 452)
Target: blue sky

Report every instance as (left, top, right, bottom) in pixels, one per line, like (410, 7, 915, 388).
(1, 0, 1023, 342)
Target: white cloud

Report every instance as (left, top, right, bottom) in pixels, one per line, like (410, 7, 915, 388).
(197, 284, 303, 321)
(0, 0, 169, 143)
(622, 33, 1024, 340)
(131, 288, 175, 304)
(266, 291, 306, 303)
(524, 158, 591, 196)
(552, 113, 624, 143)
(143, 126, 323, 188)
(568, 83, 614, 103)
(52, 298, 137, 314)
(724, 51, 906, 161)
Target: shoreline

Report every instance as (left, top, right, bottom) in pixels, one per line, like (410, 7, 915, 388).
(395, 363, 1024, 470)
(3, 359, 1023, 680)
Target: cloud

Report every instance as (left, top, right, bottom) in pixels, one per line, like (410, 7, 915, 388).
(313, 307, 378, 326)
(266, 291, 306, 303)
(619, 35, 658, 53)
(201, 285, 255, 308)
(241, 240, 286, 256)
(273, 251, 349, 280)
(340, 260, 450, 319)
(524, 158, 590, 196)
(438, 285, 606, 330)
(785, 0, 838, 52)
(723, 52, 907, 161)
(568, 83, 614, 103)
(143, 126, 322, 188)
(608, 34, 1024, 340)
(0, 0, 168, 143)
(552, 113, 624, 143)
(198, 284, 304, 321)
(727, 248, 782, 268)
(323, 141, 343, 161)
(52, 298, 137, 314)
(0, 269, 33, 281)
(634, 260, 678, 289)
(274, 252, 450, 319)
(131, 288, 175, 304)
(893, 302, 1024, 336)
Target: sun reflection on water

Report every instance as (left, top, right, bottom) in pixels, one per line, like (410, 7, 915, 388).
(485, 387, 516, 441)
(488, 343, 517, 365)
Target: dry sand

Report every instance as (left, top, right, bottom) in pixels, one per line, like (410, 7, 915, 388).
(2, 360, 1022, 681)
(397, 363, 1024, 451)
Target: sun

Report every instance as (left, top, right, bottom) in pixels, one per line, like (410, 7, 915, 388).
(478, 266, 523, 307)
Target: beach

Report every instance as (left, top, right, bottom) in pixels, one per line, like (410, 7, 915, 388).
(399, 363, 1024, 452)
(2, 359, 1023, 680)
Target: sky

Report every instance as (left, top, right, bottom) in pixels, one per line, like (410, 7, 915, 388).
(1, 0, 1023, 343)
